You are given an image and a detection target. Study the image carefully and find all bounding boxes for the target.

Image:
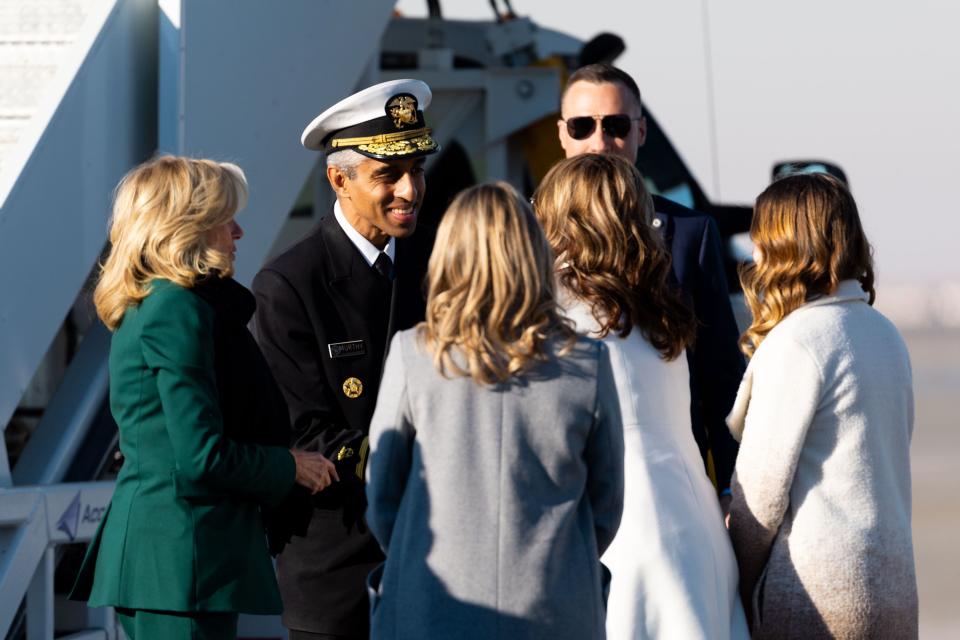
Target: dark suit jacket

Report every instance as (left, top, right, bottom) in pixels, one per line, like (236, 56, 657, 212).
(252, 213, 433, 635)
(652, 195, 745, 493)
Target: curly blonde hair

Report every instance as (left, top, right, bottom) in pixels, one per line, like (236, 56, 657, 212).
(93, 156, 248, 330)
(740, 173, 875, 357)
(534, 154, 695, 361)
(419, 182, 576, 385)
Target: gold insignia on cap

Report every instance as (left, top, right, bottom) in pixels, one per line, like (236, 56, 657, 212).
(337, 446, 354, 461)
(386, 94, 418, 128)
(343, 377, 363, 399)
(358, 131, 439, 157)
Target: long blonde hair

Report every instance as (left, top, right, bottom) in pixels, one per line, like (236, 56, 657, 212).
(534, 154, 696, 361)
(94, 156, 248, 330)
(740, 173, 875, 357)
(419, 182, 576, 385)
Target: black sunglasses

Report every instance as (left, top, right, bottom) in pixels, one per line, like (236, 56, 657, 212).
(563, 114, 641, 140)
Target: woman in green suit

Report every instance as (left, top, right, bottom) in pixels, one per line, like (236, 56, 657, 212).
(71, 156, 338, 639)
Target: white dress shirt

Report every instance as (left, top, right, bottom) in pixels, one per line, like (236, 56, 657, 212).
(334, 200, 396, 267)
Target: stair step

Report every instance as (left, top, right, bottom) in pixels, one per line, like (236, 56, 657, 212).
(0, 0, 90, 40)
(0, 0, 94, 178)
(0, 119, 23, 178)
(0, 43, 64, 113)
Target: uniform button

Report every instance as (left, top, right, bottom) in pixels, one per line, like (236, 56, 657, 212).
(342, 377, 363, 398)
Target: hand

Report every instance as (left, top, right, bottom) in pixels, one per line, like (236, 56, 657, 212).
(291, 450, 340, 494)
(720, 493, 732, 528)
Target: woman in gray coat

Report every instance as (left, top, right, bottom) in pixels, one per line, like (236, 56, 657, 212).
(366, 182, 625, 640)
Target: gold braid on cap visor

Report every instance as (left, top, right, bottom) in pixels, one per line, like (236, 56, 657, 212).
(330, 127, 437, 156)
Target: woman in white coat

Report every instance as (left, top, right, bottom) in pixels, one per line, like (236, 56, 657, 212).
(728, 173, 917, 638)
(534, 154, 748, 640)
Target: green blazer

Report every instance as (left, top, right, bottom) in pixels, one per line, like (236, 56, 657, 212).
(71, 279, 296, 613)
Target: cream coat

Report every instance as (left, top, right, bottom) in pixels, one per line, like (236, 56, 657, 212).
(727, 280, 917, 639)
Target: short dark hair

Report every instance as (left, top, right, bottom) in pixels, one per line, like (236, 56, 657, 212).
(562, 64, 642, 110)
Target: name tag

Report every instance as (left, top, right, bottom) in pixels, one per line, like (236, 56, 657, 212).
(328, 340, 366, 359)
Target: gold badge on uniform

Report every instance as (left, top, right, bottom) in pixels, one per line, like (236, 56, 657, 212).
(337, 446, 354, 461)
(386, 93, 418, 128)
(342, 377, 363, 399)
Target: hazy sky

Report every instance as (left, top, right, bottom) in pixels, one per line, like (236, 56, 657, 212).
(396, 0, 960, 284)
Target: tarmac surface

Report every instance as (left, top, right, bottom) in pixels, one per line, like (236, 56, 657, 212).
(903, 329, 960, 639)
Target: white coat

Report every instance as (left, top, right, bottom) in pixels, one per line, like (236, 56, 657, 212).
(562, 294, 749, 640)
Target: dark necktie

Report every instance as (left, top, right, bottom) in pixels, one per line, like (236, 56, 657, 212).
(373, 252, 395, 281)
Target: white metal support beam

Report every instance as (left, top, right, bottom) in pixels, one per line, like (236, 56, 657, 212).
(0, 483, 113, 638)
(0, 496, 45, 637)
(159, 0, 397, 286)
(0, 440, 11, 488)
(26, 548, 54, 640)
(0, 0, 157, 438)
(13, 324, 111, 486)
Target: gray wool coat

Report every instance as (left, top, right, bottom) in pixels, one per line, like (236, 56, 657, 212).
(365, 329, 625, 640)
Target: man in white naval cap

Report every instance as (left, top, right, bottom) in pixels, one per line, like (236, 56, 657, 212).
(252, 79, 440, 640)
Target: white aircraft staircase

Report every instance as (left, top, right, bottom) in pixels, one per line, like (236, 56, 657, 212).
(0, 2, 570, 637)
(0, 2, 397, 637)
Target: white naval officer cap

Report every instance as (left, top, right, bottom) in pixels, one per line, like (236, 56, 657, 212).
(301, 78, 440, 160)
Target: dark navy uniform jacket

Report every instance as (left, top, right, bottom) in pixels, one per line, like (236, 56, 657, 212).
(252, 212, 433, 636)
(652, 194, 745, 494)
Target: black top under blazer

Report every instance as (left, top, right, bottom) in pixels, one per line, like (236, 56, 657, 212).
(252, 212, 434, 635)
(191, 277, 301, 556)
(652, 195, 746, 494)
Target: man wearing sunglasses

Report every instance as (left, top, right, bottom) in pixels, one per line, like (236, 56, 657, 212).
(557, 63, 745, 513)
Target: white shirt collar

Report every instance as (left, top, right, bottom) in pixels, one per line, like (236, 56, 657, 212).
(333, 200, 396, 268)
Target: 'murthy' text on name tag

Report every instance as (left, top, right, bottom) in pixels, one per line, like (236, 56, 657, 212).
(328, 340, 366, 359)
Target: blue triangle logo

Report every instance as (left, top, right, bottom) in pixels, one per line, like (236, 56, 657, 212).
(57, 492, 81, 541)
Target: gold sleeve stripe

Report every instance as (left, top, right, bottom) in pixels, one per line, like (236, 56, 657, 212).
(355, 436, 370, 480)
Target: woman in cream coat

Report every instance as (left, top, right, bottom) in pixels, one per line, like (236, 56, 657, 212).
(728, 173, 917, 638)
(535, 154, 748, 640)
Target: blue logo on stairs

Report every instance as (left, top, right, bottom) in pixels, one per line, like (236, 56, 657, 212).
(57, 492, 81, 541)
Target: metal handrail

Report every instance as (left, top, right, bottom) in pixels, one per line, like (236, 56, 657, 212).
(0, 482, 114, 639)
(13, 324, 110, 487)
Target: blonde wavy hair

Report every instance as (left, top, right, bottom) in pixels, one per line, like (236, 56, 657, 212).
(534, 154, 696, 361)
(419, 182, 577, 385)
(94, 156, 248, 330)
(740, 173, 875, 357)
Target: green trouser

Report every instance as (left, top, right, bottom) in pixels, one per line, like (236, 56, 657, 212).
(115, 608, 238, 640)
